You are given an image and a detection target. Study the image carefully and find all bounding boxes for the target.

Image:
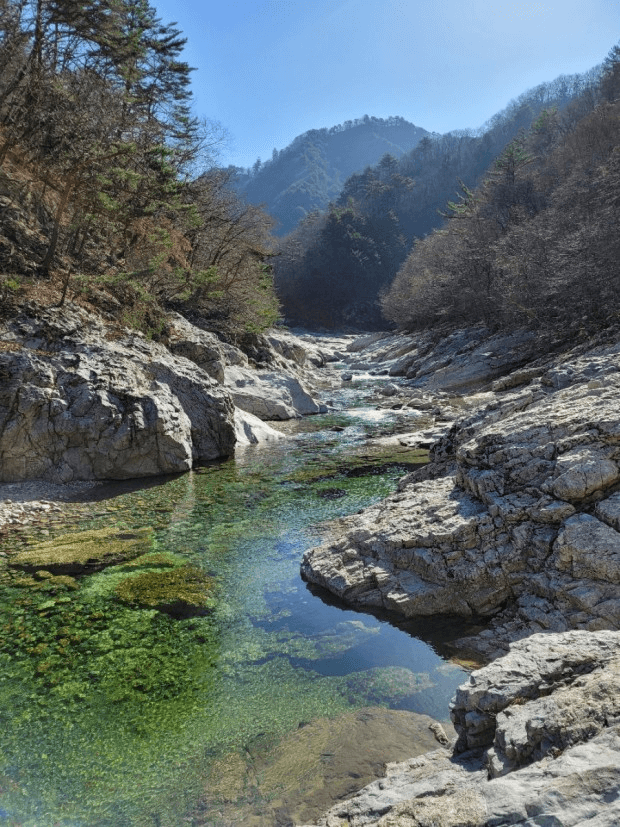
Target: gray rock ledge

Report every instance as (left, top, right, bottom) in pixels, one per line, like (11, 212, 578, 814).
(0, 304, 236, 482)
(302, 333, 620, 659)
(300, 630, 620, 827)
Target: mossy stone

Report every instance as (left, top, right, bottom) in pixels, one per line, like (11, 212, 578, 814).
(38, 574, 80, 592)
(12, 572, 79, 592)
(117, 552, 182, 571)
(115, 566, 215, 618)
(8, 526, 153, 575)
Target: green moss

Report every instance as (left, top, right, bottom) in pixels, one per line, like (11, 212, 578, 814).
(115, 566, 215, 618)
(116, 551, 183, 571)
(8, 526, 153, 575)
(10, 572, 79, 592)
(39, 574, 79, 592)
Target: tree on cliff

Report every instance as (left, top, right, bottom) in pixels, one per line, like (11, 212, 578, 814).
(0, 0, 279, 335)
(0, 0, 199, 276)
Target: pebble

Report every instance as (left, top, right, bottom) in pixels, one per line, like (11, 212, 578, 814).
(0, 480, 101, 534)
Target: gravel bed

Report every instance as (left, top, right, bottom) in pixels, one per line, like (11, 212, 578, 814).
(0, 480, 102, 533)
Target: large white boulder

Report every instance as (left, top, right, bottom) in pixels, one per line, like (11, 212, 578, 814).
(0, 305, 236, 482)
(234, 409, 286, 445)
(225, 364, 325, 420)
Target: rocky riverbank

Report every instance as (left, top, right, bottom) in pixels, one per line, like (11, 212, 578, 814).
(0, 303, 340, 489)
(303, 325, 620, 660)
(298, 324, 620, 826)
(301, 630, 620, 827)
(0, 303, 347, 535)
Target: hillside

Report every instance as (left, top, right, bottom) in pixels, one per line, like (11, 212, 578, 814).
(274, 69, 602, 330)
(0, 0, 279, 341)
(230, 116, 430, 236)
(383, 46, 620, 337)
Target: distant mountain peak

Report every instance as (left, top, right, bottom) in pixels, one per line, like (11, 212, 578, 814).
(230, 116, 430, 235)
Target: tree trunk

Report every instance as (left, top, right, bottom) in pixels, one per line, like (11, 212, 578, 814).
(40, 180, 74, 277)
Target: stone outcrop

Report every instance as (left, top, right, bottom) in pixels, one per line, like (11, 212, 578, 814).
(169, 314, 330, 422)
(345, 327, 538, 391)
(225, 363, 326, 420)
(234, 408, 286, 445)
(303, 333, 620, 659)
(0, 301, 338, 485)
(300, 631, 620, 827)
(167, 312, 227, 383)
(0, 304, 236, 482)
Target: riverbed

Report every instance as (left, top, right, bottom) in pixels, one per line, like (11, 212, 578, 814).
(0, 375, 475, 827)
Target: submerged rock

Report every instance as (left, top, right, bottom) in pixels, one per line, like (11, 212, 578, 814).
(202, 707, 453, 827)
(301, 631, 620, 827)
(114, 565, 214, 618)
(9, 526, 152, 575)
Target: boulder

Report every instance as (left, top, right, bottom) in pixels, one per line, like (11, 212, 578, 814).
(234, 408, 286, 445)
(167, 312, 226, 383)
(0, 304, 236, 482)
(451, 630, 620, 758)
(224, 364, 324, 420)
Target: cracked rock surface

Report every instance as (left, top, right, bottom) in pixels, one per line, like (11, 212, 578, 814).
(302, 332, 620, 659)
(0, 304, 236, 482)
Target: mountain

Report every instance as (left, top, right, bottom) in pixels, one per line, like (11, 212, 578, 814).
(273, 68, 603, 330)
(229, 116, 430, 236)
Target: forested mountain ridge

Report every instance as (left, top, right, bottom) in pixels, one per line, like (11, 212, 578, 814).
(0, 0, 279, 340)
(383, 46, 620, 337)
(274, 68, 603, 330)
(230, 116, 430, 236)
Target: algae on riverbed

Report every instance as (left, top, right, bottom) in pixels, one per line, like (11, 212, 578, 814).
(8, 525, 153, 574)
(0, 415, 465, 827)
(115, 565, 216, 617)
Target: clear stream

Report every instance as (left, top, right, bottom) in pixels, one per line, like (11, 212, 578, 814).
(0, 379, 473, 827)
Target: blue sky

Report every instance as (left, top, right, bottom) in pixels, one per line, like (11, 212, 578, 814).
(151, 0, 620, 170)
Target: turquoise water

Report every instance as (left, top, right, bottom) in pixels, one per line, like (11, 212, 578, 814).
(0, 400, 470, 827)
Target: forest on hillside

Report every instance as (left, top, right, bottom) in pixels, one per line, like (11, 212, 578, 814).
(0, 2, 617, 345)
(0, 0, 279, 339)
(230, 116, 430, 236)
(274, 64, 613, 332)
(383, 48, 620, 336)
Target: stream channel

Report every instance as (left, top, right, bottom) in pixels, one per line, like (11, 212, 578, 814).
(0, 370, 477, 827)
